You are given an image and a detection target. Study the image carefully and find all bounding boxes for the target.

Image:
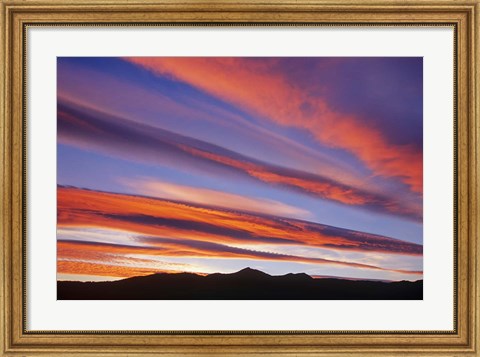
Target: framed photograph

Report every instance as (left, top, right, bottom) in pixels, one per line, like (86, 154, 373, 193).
(1, 0, 478, 355)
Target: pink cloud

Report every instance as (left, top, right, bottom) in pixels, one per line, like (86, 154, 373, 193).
(125, 57, 422, 194)
(120, 177, 313, 219)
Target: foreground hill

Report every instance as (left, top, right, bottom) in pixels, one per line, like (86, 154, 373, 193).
(57, 268, 423, 300)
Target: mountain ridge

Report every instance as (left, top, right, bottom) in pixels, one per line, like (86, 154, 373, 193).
(57, 268, 423, 300)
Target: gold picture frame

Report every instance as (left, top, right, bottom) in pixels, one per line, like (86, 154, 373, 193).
(1, 0, 478, 355)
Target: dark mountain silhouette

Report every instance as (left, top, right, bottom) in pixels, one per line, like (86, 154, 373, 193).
(57, 268, 423, 300)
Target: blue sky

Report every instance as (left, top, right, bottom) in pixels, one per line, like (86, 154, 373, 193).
(57, 57, 423, 282)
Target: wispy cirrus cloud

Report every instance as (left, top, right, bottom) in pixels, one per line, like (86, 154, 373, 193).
(125, 57, 423, 194)
(57, 61, 371, 192)
(58, 101, 421, 221)
(57, 259, 183, 280)
(57, 187, 423, 257)
(57, 238, 421, 277)
(119, 177, 312, 220)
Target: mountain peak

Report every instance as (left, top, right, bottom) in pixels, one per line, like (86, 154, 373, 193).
(281, 272, 313, 281)
(234, 267, 270, 276)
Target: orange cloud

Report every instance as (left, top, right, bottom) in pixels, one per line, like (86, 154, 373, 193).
(58, 240, 193, 278)
(125, 57, 422, 194)
(57, 238, 422, 278)
(179, 145, 372, 205)
(58, 260, 176, 279)
(57, 187, 422, 256)
(179, 145, 420, 217)
(58, 101, 421, 220)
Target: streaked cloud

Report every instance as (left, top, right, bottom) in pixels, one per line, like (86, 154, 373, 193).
(57, 65, 368, 193)
(58, 187, 422, 256)
(57, 238, 421, 278)
(125, 57, 423, 194)
(58, 101, 421, 221)
(120, 177, 312, 219)
(56, 57, 423, 282)
(58, 260, 178, 280)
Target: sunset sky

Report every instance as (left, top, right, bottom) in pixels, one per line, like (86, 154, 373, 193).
(57, 57, 423, 282)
